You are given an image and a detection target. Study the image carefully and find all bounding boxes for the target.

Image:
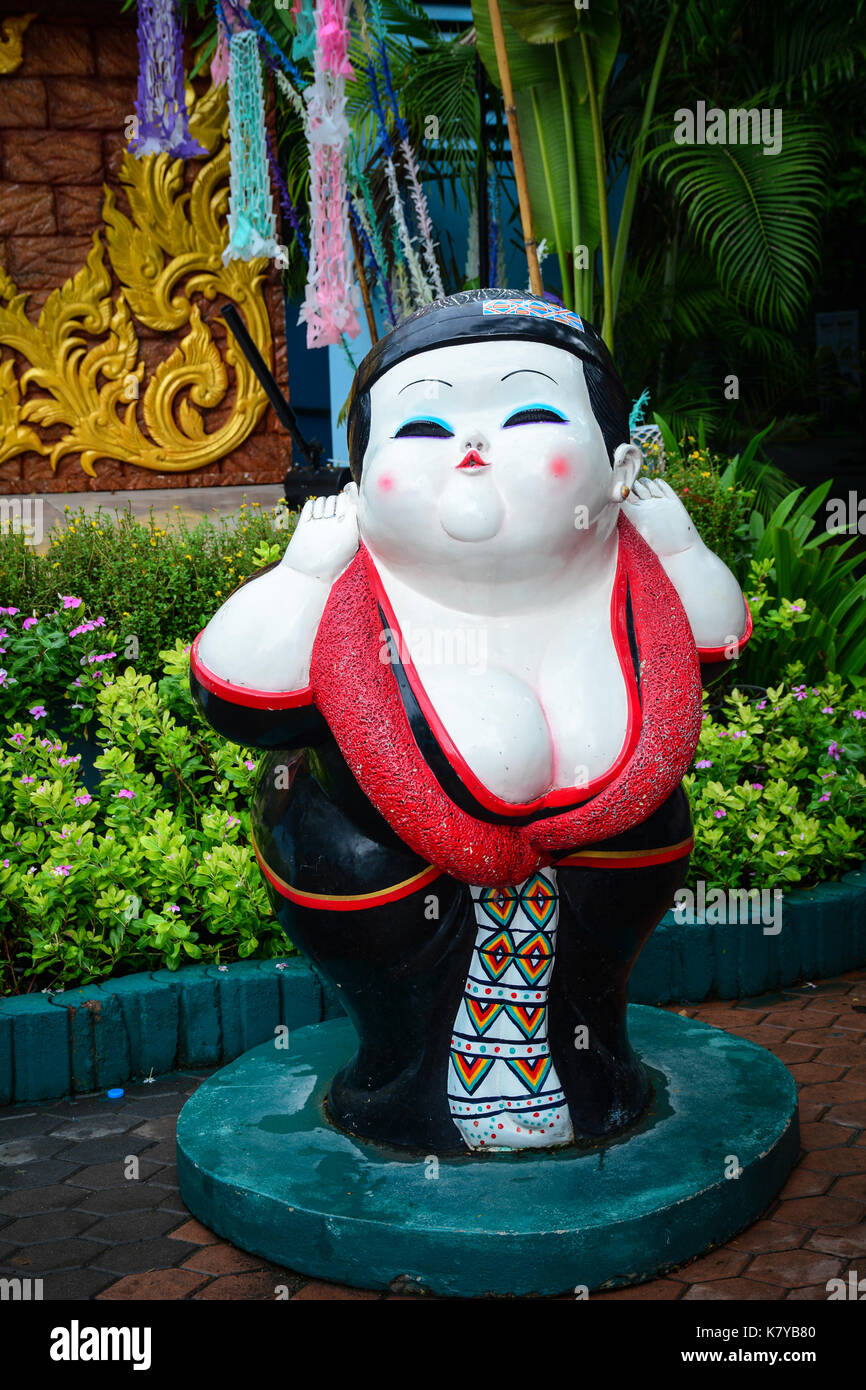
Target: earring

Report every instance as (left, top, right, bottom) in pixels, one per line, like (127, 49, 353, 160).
(620, 484, 630, 500)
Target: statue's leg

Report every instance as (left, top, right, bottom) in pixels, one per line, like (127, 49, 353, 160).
(550, 786, 693, 1138)
(252, 742, 477, 1153)
(448, 871, 575, 1151)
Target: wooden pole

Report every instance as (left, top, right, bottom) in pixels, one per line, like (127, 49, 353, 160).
(350, 219, 378, 345)
(485, 0, 544, 297)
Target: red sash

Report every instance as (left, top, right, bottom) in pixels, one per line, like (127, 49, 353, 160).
(310, 514, 702, 886)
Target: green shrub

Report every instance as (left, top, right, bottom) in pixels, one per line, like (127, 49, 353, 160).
(0, 640, 287, 994)
(686, 666, 865, 892)
(0, 502, 295, 676)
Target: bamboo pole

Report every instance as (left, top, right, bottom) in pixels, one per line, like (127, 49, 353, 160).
(486, 0, 544, 297)
(350, 218, 378, 345)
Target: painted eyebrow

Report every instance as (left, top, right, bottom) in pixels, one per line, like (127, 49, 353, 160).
(398, 378, 454, 394)
(500, 368, 558, 384)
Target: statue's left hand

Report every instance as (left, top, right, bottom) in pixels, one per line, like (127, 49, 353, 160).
(624, 478, 701, 558)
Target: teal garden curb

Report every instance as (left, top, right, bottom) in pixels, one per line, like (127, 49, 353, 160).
(0, 959, 342, 1107)
(629, 866, 866, 1005)
(2, 867, 863, 1106)
(176, 1009, 800, 1297)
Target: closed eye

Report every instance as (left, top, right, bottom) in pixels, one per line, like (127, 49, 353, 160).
(393, 417, 454, 439)
(502, 405, 568, 428)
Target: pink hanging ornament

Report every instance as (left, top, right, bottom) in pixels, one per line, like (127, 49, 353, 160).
(298, 0, 360, 348)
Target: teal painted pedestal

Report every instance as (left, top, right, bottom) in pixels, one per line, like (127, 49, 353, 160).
(176, 1008, 799, 1297)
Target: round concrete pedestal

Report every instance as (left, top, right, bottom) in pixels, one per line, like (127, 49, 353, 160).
(176, 1007, 798, 1297)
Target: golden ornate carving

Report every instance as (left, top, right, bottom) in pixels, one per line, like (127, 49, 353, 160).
(0, 13, 35, 74)
(0, 83, 273, 477)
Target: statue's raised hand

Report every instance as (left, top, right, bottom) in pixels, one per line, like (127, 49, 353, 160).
(281, 482, 360, 584)
(624, 477, 700, 558)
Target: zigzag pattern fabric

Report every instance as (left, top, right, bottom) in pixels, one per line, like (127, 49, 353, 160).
(448, 870, 574, 1150)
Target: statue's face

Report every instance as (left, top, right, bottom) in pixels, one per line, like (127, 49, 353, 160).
(358, 340, 618, 577)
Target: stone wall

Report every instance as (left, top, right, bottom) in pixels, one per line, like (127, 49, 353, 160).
(0, 2, 289, 493)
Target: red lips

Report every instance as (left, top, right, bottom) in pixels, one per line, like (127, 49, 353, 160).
(457, 449, 488, 470)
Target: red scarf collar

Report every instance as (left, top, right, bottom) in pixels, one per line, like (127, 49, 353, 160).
(310, 514, 702, 886)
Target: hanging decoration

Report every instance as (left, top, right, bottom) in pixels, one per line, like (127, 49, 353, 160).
(291, 0, 317, 62)
(369, 0, 444, 300)
(129, 0, 207, 158)
(223, 28, 287, 268)
(298, 0, 360, 348)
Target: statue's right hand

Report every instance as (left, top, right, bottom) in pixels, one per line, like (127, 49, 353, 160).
(281, 482, 360, 584)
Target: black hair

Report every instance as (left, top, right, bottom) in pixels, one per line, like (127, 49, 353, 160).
(346, 288, 630, 484)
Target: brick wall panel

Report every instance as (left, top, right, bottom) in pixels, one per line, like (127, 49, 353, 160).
(6, 235, 93, 291)
(47, 77, 133, 133)
(18, 23, 93, 77)
(54, 184, 104, 235)
(93, 27, 138, 78)
(0, 78, 47, 128)
(1, 130, 103, 184)
(0, 182, 55, 237)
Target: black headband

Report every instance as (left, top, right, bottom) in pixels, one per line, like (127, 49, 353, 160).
(348, 288, 621, 404)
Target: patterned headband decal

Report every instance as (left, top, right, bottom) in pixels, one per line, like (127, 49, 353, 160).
(482, 299, 585, 333)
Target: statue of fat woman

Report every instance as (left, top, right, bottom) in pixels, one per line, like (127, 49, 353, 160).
(190, 289, 751, 1155)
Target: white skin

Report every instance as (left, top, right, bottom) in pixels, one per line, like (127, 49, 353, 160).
(198, 340, 746, 801)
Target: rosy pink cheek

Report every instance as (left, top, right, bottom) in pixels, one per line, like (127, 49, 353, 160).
(378, 474, 395, 492)
(549, 455, 571, 479)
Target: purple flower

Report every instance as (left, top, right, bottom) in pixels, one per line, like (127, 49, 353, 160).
(116, 789, 135, 799)
(86, 651, 116, 664)
(20, 775, 34, 785)
(713, 808, 727, 819)
(166, 904, 180, 914)
(756, 700, 766, 710)
(1, 859, 8, 869)
(695, 759, 713, 769)
(52, 865, 71, 877)
(9, 732, 25, 745)
(822, 706, 834, 714)
(0, 669, 7, 686)
(57, 755, 80, 767)
(73, 792, 91, 806)
(60, 596, 82, 609)
(818, 793, 830, 803)
(0, 606, 19, 616)
(731, 730, 747, 739)
(853, 709, 865, 720)
(244, 759, 256, 771)
(226, 815, 240, 829)
(751, 783, 764, 790)
(776, 850, 788, 857)
(28, 706, 47, 719)
(22, 616, 37, 630)
(828, 741, 841, 761)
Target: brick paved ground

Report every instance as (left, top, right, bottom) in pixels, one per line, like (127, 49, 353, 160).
(1, 970, 864, 1301)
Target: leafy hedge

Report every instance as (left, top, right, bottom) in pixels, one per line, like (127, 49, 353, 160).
(1, 590, 865, 994)
(0, 503, 293, 674)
